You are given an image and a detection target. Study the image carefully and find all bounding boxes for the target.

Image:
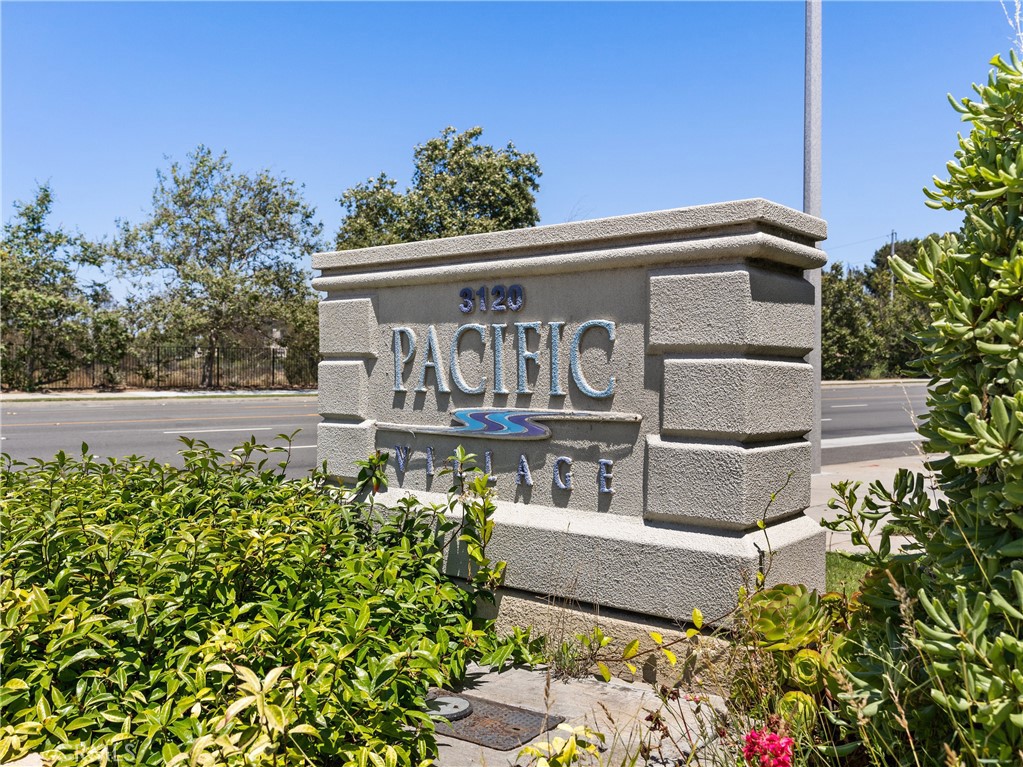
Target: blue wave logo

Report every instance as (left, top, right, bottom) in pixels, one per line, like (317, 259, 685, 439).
(377, 408, 642, 441)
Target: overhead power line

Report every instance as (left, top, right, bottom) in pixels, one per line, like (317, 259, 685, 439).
(827, 233, 891, 251)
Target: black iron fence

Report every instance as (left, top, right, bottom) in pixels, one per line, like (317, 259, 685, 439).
(1, 345, 319, 391)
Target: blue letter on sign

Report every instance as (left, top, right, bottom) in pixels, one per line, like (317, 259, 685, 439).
(415, 325, 450, 393)
(393, 327, 416, 391)
(393, 445, 412, 474)
(516, 322, 542, 394)
(597, 459, 614, 494)
(549, 321, 566, 396)
(554, 456, 573, 490)
(450, 324, 487, 394)
(570, 320, 615, 399)
(516, 454, 533, 487)
(492, 324, 509, 394)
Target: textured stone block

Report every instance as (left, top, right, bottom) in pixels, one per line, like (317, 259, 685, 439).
(648, 267, 813, 356)
(644, 438, 810, 530)
(436, 498, 825, 620)
(318, 361, 369, 418)
(319, 298, 377, 357)
(662, 359, 813, 441)
(317, 421, 374, 480)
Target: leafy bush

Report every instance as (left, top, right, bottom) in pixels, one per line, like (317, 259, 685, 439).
(825, 52, 1023, 765)
(0, 439, 530, 766)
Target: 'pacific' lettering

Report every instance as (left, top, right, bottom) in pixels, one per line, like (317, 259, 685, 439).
(392, 320, 616, 398)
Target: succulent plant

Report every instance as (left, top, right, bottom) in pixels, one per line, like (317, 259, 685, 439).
(746, 584, 831, 651)
(777, 690, 818, 735)
(789, 648, 826, 694)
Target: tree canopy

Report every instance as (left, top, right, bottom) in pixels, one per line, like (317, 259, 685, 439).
(335, 126, 542, 249)
(820, 236, 943, 380)
(821, 262, 883, 380)
(862, 235, 938, 375)
(0, 185, 124, 389)
(113, 146, 322, 386)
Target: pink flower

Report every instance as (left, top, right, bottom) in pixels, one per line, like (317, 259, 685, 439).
(743, 728, 794, 767)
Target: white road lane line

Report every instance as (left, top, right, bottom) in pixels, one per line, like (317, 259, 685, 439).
(162, 427, 274, 434)
(822, 432, 920, 448)
(830, 403, 869, 408)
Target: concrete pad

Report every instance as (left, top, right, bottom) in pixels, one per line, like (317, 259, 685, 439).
(3, 756, 44, 767)
(433, 663, 722, 766)
(809, 453, 942, 553)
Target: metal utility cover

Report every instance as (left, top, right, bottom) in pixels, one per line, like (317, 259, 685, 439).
(430, 692, 564, 751)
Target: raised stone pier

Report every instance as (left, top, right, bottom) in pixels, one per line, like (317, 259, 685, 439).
(313, 199, 827, 621)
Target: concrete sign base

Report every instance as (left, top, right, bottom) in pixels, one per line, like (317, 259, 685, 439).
(313, 199, 827, 621)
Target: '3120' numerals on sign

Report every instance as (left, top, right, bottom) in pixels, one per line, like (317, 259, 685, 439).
(458, 284, 524, 314)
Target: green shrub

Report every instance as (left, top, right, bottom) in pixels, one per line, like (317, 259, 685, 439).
(825, 52, 1023, 765)
(0, 439, 531, 766)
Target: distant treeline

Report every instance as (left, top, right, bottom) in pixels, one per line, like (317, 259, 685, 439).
(1, 128, 542, 391)
(822, 236, 939, 380)
(2, 130, 936, 390)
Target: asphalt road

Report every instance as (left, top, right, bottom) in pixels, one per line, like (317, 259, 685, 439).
(1, 381, 930, 474)
(1, 396, 323, 475)
(820, 380, 928, 463)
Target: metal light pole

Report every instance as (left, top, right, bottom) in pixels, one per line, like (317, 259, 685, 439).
(890, 230, 897, 302)
(805, 0, 823, 473)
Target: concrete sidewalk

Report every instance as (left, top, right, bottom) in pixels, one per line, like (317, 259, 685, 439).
(809, 450, 940, 552)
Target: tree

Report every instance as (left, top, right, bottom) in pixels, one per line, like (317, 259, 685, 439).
(335, 126, 542, 249)
(862, 235, 938, 376)
(820, 237, 943, 380)
(278, 296, 319, 387)
(114, 146, 322, 387)
(820, 262, 883, 380)
(0, 185, 114, 390)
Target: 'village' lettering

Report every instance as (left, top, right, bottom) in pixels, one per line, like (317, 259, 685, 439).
(392, 320, 616, 399)
(392, 446, 614, 495)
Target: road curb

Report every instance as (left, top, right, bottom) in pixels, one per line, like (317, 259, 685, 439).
(1, 389, 318, 403)
(822, 378, 928, 387)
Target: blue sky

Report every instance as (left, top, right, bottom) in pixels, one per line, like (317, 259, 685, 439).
(2, 1, 1014, 278)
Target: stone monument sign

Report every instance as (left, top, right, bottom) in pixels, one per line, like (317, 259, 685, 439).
(313, 199, 827, 620)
